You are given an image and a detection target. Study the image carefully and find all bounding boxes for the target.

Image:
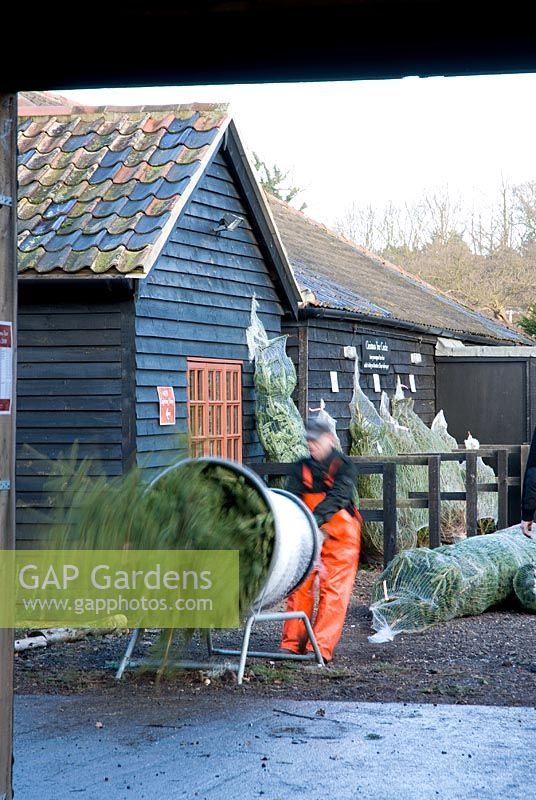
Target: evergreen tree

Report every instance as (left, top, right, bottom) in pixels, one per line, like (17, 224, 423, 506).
(519, 303, 536, 336)
(253, 152, 307, 211)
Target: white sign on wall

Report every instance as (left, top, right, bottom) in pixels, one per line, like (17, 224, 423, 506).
(0, 321, 13, 415)
(330, 371, 339, 393)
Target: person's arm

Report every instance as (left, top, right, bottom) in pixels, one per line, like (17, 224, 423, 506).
(313, 459, 356, 526)
(285, 459, 305, 498)
(521, 428, 536, 538)
(521, 465, 536, 538)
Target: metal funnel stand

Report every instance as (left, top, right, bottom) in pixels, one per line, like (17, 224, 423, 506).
(114, 458, 325, 685)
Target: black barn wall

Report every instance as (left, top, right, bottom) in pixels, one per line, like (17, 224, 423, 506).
(16, 281, 135, 546)
(436, 357, 533, 445)
(134, 149, 283, 479)
(283, 317, 437, 453)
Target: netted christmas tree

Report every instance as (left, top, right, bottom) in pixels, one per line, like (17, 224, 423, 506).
(369, 527, 536, 642)
(513, 562, 536, 611)
(391, 379, 467, 544)
(246, 296, 308, 468)
(348, 359, 424, 558)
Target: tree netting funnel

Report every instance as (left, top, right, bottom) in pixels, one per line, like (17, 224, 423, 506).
(147, 457, 322, 614)
(116, 457, 324, 683)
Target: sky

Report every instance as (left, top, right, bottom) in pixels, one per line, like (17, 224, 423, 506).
(55, 73, 536, 230)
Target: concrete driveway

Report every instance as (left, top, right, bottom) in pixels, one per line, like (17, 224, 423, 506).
(13, 693, 536, 799)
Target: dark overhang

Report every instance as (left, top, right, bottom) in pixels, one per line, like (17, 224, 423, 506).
(3, 2, 536, 91)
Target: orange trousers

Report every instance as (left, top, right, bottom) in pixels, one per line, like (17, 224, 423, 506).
(281, 498, 361, 662)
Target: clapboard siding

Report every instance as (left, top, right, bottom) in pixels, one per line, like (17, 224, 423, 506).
(134, 148, 284, 479)
(16, 290, 134, 546)
(283, 317, 437, 453)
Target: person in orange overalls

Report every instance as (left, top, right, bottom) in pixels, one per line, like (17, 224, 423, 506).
(280, 417, 362, 663)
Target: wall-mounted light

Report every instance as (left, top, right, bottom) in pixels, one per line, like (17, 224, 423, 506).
(213, 213, 245, 234)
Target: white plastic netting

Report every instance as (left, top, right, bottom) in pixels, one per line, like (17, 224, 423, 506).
(368, 526, 536, 642)
(513, 562, 536, 611)
(309, 398, 342, 450)
(348, 360, 422, 557)
(391, 380, 467, 544)
(246, 297, 308, 465)
(349, 364, 500, 558)
(456, 423, 498, 531)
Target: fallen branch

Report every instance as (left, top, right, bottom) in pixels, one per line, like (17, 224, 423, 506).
(15, 615, 128, 653)
(273, 707, 341, 724)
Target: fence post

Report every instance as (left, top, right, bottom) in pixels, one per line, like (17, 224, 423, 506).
(428, 455, 441, 548)
(520, 443, 530, 488)
(465, 451, 478, 537)
(497, 449, 509, 530)
(383, 462, 397, 567)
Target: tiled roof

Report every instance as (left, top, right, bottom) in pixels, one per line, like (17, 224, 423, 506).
(19, 91, 75, 108)
(268, 195, 531, 344)
(17, 102, 230, 276)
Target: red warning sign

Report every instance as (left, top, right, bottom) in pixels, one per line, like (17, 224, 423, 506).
(157, 386, 176, 426)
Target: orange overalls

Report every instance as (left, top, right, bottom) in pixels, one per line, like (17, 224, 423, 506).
(281, 458, 362, 662)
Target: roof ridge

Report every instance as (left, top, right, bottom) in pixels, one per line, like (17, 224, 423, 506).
(18, 102, 230, 118)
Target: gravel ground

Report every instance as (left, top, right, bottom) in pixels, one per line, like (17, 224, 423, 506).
(13, 566, 536, 707)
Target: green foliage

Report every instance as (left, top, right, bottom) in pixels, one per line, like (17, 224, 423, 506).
(513, 562, 536, 611)
(370, 529, 536, 639)
(47, 454, 275, 618)
(253, 152, 307, 211)
(518, 303, 536, 336)
(45, 448, 279, 675)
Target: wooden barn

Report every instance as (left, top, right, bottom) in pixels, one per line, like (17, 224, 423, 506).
(268, 197, 536, 452)
(16, 97, 300, 545)
(15, 95, 536, 546)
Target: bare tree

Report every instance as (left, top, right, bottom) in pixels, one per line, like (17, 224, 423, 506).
(513, 180, 536, 248)
(497, 177, 515, 251)
(335, 179, 536, 326)
(334, 203, 378, 250)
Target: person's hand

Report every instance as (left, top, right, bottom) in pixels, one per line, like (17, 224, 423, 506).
(318, 523, 329, 542)
(521, 520, 534, 539)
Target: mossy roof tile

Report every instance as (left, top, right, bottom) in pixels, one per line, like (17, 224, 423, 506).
(17, 101, 228, 275)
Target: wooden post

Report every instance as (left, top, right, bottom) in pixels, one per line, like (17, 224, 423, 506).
(427, 455, 441, 548)
(520, 443, 530, 486)
(497, 448, 509, 530)
(297, 324, 309, 420)
(465, 451, 478, 537)
(0, 92, 17, 800)
(382, 462, 397, 567)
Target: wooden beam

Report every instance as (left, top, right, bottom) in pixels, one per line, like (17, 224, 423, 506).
(427, 455, 441, 548)
(465, 451, 478, 537)
(382, 462, 397, 567)
(497, 449, 509, 530)
(0, 92, 17, 800)
(521, 443, 530, 485)
(297, 324, 309, 421)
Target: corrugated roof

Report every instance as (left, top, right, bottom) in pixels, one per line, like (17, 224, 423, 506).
(268, 195, 531, 344)
(17, 102, 230, 276)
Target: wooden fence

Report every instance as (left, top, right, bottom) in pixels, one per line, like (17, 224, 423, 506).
(249, 445, 529, 567)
